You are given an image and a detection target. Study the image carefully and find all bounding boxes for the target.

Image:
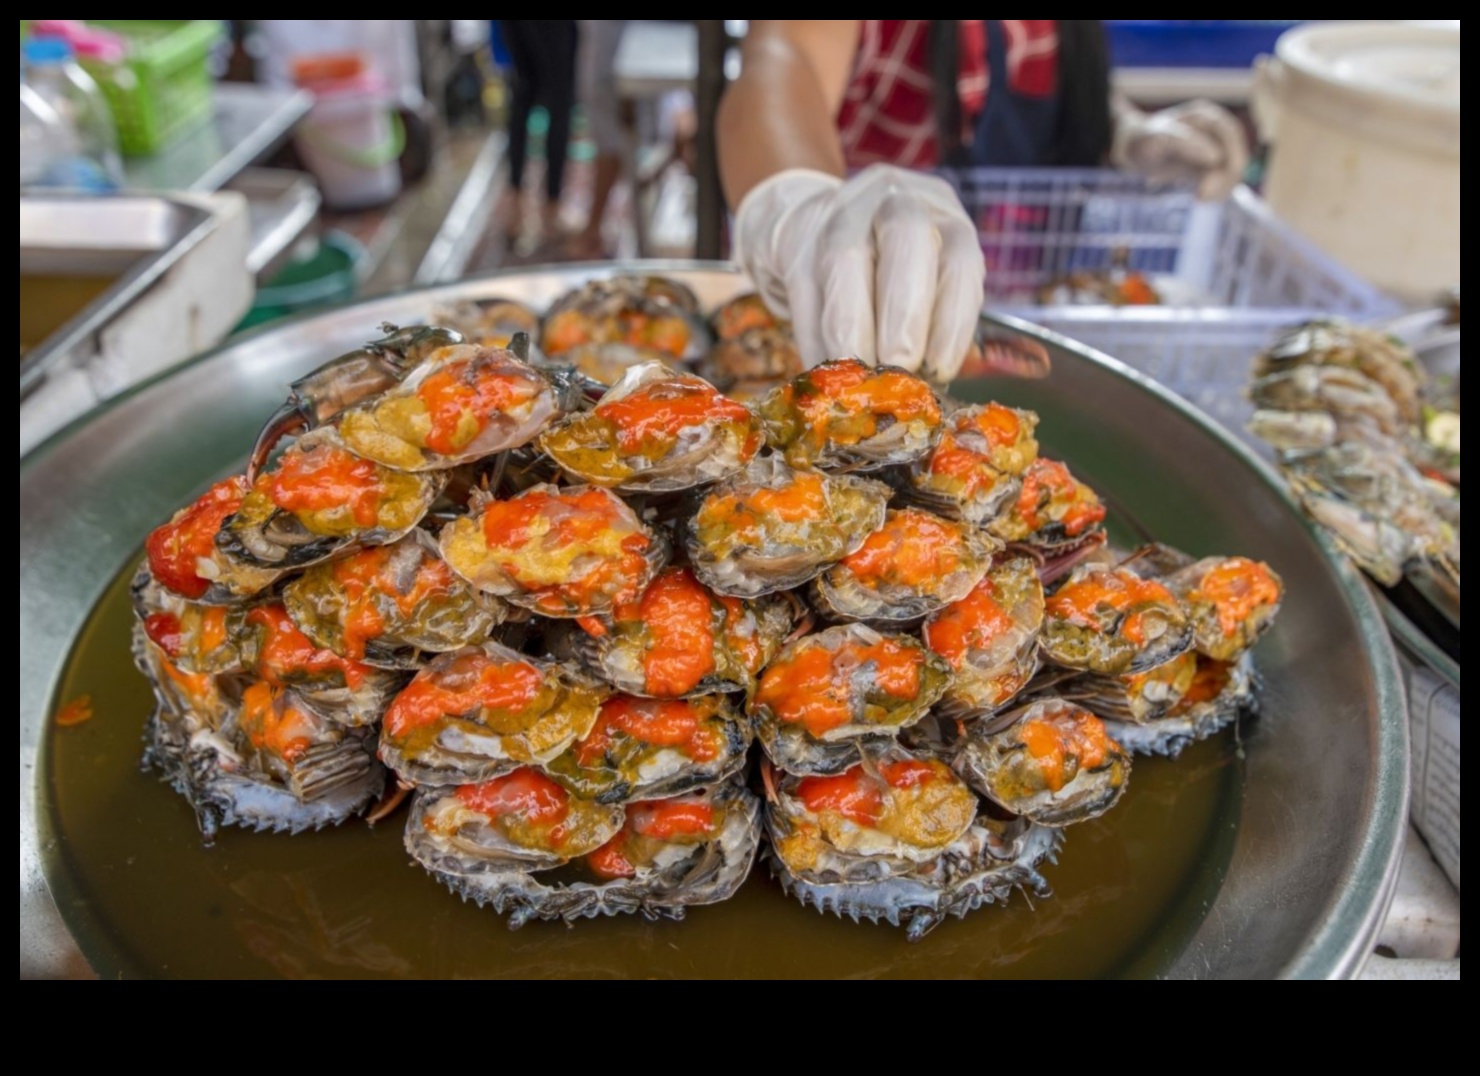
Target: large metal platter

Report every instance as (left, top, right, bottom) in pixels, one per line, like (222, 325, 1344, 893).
(20, 263, 1407, 978)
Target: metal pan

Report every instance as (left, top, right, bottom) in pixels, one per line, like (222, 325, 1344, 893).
(19, 263, 1407, 978)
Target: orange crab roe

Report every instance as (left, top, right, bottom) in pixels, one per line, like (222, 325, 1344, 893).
(609, 568, 717, 696)
(267, 444, 388, 528)
(924, 576, 1016, 668)
(384, 651, 544, 736)
(417, 359, 537, 455)
(756, 635, 923, 738)
(1019, 709, 1115, 793)
(1014, 458, 1105, 536)
(238, 681, 317, 763)
(797, 759, 942, 827)
(839, 509, 967, 590)
(596, 376, 758, 458)
(790, 358, 940, 448)
(574, 696, 722, 769)
(327, 545, 464, 661)
(144, 477, 248, 598)
(1045, 569, 1179, 646)
(1190, 558, 1283, 640)
(586, 797, 719, 879)
(246, 605, 371, 690)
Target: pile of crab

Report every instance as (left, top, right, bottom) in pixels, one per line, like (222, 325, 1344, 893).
(132, 275, 1281, 940)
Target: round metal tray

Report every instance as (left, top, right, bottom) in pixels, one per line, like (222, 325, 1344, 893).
(20, 262, 1408, 978)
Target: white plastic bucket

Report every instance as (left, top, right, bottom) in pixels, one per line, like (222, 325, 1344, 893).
(294, 76, 403, 211)
(1252, 22, 1459, 304)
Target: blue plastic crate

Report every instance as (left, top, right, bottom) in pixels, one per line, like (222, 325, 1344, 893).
(1106, 20, 1298, 69)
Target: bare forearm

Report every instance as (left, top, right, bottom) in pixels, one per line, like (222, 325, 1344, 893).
(717, 27, 853, 209)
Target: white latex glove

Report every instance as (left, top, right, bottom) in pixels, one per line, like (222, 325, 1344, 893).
(1112, 99, 1248, 201)
(732, 164, 985, 381)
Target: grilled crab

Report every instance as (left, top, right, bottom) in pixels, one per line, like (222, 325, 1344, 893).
(988, 457, 1108, 580)
(552, 566, 794, 698)
(751, 623, 952, 775)
(439, 483, 668, 618)
(233, 603, 407, 727)
(923, 555, 1045, 717)
(812, 507, 999, 624)
(686, 455, 890, 598)
(757, 357, 944, 471)
(1040, 565, 1192, 675)
(764, 747, 1060, 940)
(538, 363, 763, 492)
(909, 403, 1040, 525)
(543, 694, 752, 803)
(1096, 653, 1257, 758)
(951, 697, 1130, 826)
(143, 476, 284, 603)
(377, 642, 608, 786)
(335, 343, 561, 471)
(407, 772, 759, 928)
(701, 292, 804, 390)
(220, 428, 447, 571)
(248, 323, 463, 480)
(281, 531, 507, 668)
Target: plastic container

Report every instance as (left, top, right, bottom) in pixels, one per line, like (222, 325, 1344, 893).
(942, 167, 1404, 437)
(292, 55, 404, 211)
(20, 36, 122, 190)
(1252, 22, 1460, 304)
(56, 20, 223, 157)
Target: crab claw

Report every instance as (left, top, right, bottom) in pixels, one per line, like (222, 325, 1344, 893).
(959, 331, 1052, 380)
(246, 400, 308, 483)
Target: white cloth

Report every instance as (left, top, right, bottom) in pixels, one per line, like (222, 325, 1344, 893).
(1112, 98, 1248, 201)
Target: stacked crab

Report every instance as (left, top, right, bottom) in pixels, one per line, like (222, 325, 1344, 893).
(133, 274, 1283, 940)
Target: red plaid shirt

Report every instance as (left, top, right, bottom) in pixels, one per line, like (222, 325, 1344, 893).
(837, 19, 1059, 169)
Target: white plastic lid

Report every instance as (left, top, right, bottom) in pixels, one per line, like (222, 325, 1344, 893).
(1278, 21, 1460, 115)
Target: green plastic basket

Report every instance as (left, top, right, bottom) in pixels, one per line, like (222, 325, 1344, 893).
(82, 20, 223, 157)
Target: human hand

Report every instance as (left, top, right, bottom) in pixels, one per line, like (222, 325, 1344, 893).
(732, 164, 985, 381)
(1112, 99, 1248, 201)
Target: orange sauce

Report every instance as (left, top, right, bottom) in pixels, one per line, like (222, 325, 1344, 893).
(327, 545, 461, 661)
(612, 568, 716, 696)
(756, 635, 922, 737)
(1178, 657, 1232, 707)
(971, 403, 1023, 448)
(629, 798, 715, 840)
(924, 577, 1015, 667)
(384, 652, 543, 736)
(237, 681, 316, 763)
(1045, 570, 1178, 636)
(143, 477, 247, 598)
(267, 445, 387, 529)
(794, 359, 940, 447)
(699, 469, 828, 541)
(1020, 710, 1114, 792)
(597, 377, 756, 457)
(840, 509, 966, 589)
(54, 694, 94, 727)
(717, 594, 765, 674)
(416, 360, 532, 455)
(456, 768, 569, 826)
(1190, 559, 1282, 640)
(797, 759, 942, 827)
(574, 696, 719, 769)
(1016, 459, 1105, 536)
(246, 605, 371, 690)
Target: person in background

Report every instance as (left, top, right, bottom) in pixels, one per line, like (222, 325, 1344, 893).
(499, 20, 578, 250)
(718, 20, 1248, 381)
(568, 20, 628, 258)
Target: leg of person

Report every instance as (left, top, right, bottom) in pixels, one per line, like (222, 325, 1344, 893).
(540, 21, 580, 238)
(574, 20, 628, 256)
(500, 21, 539, 242)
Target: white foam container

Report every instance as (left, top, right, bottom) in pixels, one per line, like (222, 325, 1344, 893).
(1252, 21, 1460, 303)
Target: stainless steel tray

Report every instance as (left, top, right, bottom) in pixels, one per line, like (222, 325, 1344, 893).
(20, 194, 217, 396)
(19, 262, 1409, 978)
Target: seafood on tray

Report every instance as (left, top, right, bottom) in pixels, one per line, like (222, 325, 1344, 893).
(129, 271, 1283, 938)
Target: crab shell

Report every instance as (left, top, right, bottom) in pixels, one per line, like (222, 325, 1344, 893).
(548, 569, 794, 698)
(686, 455, 891, 599)
(907, 404, 1040, 526)
(541, 276, 710, 367)
(143, 476, 285, 604)
(1059, 649, 1198, 725)
(1156, 556, 1284, 662)
(407, 777, 759, 928)
(1099, 652, 1257, 758)
(335, 344, 562, 471)
(756, 358, 944, 472)
(952, 697, 1130, 826)
(751, 624, 953, 776)
(1040, 564, 1193, 676)
(1252, 320, 1423, 425)
(923, 555, 1046, 718)
(439, 483, 669, 618)
(764, 748, 1060, 940)
(231, 603, 408, 727)
(811, 508, 1000, 624)
(437, 297, 543, 349)
(537, 362, 763, 493)
(220, 427, 447, 570)
(282, 531, 507, 670)
(988, 457, 1107, 558)
(377, 642, 609, 787)
(542, 694, 753, 803)
(131, 562, 250, 675)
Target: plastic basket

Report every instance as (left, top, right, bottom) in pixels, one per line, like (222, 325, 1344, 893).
(82, 20, 223, 157)
(942, 168, 1404, 440)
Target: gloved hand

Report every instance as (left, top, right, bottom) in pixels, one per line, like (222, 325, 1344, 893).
(1111, 99, 1248, 201)
(732, 164, 985, 381)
